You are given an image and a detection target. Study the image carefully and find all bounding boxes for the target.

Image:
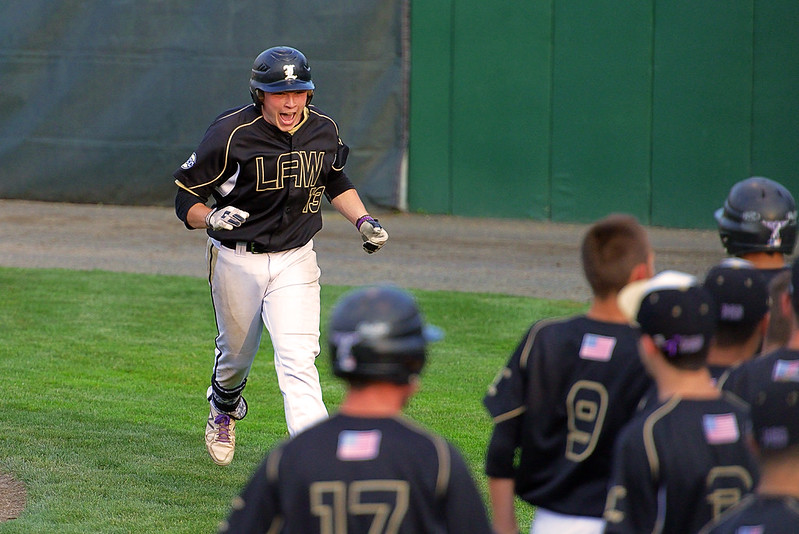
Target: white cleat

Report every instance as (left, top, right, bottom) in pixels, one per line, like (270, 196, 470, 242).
(205, 405, 236, 466)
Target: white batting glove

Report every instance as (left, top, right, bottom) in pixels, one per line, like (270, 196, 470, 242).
(356, 215, 389, 254)
(205, 206, 249, 231)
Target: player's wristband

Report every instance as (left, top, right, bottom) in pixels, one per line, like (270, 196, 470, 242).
(356, 214, 374, 230)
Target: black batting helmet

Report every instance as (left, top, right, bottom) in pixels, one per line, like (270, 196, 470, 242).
(328, 285, 442, 385)
(715, 176, 797, 256)
(249, 46, 314, 107)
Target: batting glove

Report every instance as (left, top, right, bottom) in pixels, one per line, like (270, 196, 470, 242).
(205, 206, 250, 231)
(357, 215, 389, 254)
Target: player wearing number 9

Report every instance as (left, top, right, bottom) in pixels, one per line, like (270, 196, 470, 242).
(219, 285, 492, 534)
(483, 214, 656, 534)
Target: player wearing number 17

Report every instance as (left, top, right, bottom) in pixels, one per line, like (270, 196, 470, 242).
(483, 214, 656, 534)
(219, 285, 491, 533)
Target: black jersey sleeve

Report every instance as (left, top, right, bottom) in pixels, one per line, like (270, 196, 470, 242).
(220, 447, 285, 533)
(443, 443, 493, 533)
(324, 167, 355, 201)
(485, 417, 521, 478)
(603, 422, 657, 533)
(483, 326, 534, 420)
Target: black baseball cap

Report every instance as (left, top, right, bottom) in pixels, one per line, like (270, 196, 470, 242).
(750, 359, 799, 451)
(702, 258, 769, 326)
(619, 270, 716, 358)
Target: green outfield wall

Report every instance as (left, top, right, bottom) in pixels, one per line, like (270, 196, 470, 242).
(409, 1, 799, 228)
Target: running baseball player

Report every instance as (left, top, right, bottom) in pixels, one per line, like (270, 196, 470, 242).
(173, 46, 388, 466)
(484, 214, 655, 534)
(603, 274, 759, 533)
(218, 285, 492, 533)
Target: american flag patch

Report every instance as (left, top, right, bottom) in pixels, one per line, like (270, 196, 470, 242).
(579, 334, 616, 361)
(337, 430, 381, 461)
(703, 413, 740, 444)
(772, 359, 799, 382)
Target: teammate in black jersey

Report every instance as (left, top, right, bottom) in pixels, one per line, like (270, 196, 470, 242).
(173, 46, 388, 465)
(702, 258, 799, 532)
(762, 269, 792, 354)
(700, 333, 799, 532)
(722, 258, 799, 408)
(604, 274, 759, 534)
(701, 258, 769, 384)
(484, 214, 655, 534)
(219, 285, 492, 533)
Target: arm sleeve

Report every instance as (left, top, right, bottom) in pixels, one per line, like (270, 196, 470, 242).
(175, 187, 206, 228)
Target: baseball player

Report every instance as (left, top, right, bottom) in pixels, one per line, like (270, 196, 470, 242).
(761, 268, 792, 354)
(699, 316, 799, 533)
(701, 258, 770, 383)
(218, 285, 493, 534)
(701, 332, 799, 534)
(722, 258, 799, 408)
(715, 176, 797, 287)
(603, 274, 759, 534)
(173, 46, 389, 466)
(484, 214, 655, 534)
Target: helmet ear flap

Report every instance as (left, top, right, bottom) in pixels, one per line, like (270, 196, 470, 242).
(250, 88, 264, 108)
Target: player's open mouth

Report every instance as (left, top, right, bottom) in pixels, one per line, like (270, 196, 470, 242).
(279, 113, 296, 125)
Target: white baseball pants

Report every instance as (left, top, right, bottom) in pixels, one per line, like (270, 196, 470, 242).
(207, 238, 328, 436)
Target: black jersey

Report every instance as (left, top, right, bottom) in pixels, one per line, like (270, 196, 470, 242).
(220, 414, 492, 534)
(483, 315, 652, 517)
(698, 494, 799, 533)
(722, 347, 799, 407)
(174, 104, 355, 252)
(604, 394, 759, 534)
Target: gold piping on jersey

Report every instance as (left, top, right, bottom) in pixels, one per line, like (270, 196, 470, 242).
(287, 107, 309, 135)
(266, 444, 284, 483)
(393, 415, 452, 498)
(519, 316, 567, 370)
(182, 108, 264, 193)
(643, 396, 682, 480)
(432, 434, 451, 499)
(492, 406, 526, 424)
(308, 107, 347, 171)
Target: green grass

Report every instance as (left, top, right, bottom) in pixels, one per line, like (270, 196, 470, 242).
(0, 267, 586, 533)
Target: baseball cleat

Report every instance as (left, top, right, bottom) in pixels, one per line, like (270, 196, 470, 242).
(205, 405, 236, 466)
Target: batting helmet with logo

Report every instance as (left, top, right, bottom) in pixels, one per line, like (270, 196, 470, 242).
(328, 285, 442, 385)
(715, 176, 797, 256)
(249, 46, 314, 107)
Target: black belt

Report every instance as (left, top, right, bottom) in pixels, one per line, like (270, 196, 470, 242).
(219, 240, 271, 254)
